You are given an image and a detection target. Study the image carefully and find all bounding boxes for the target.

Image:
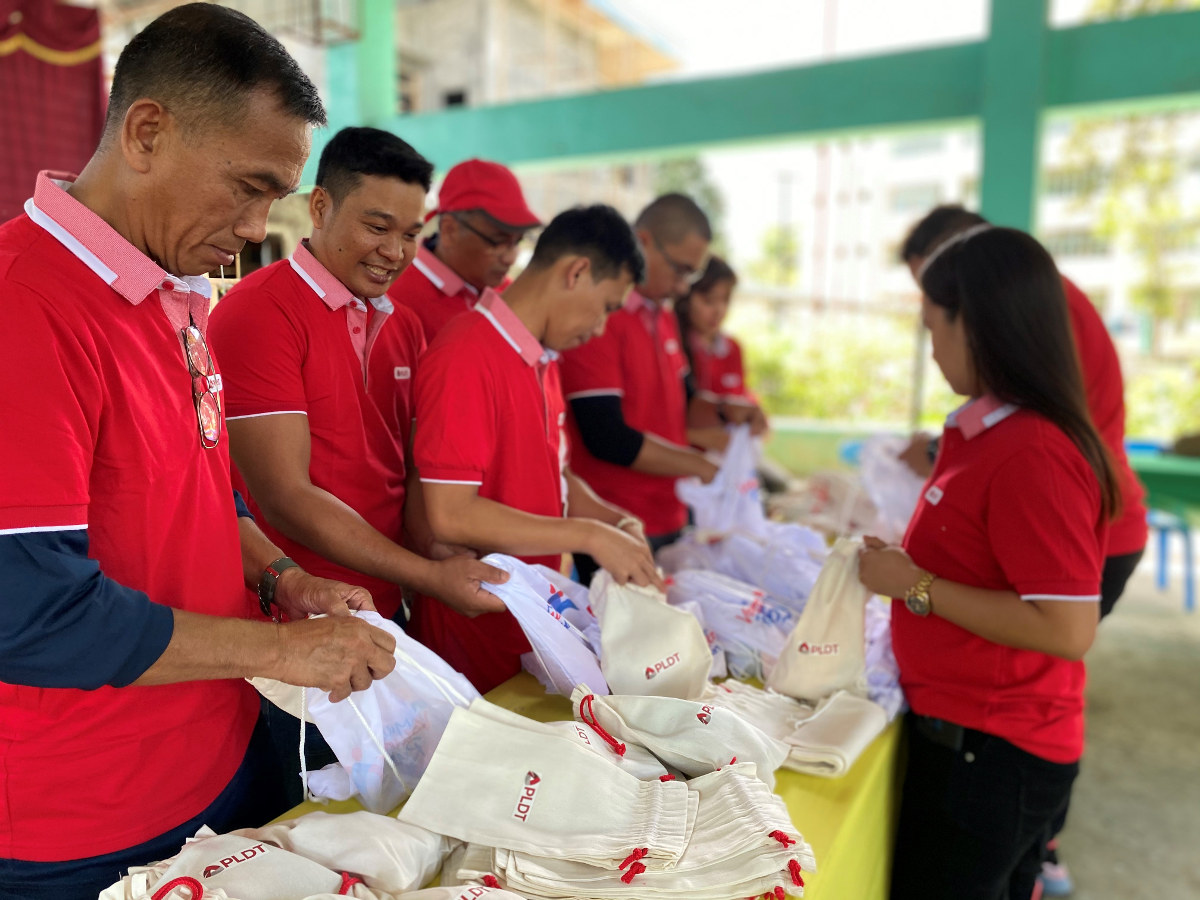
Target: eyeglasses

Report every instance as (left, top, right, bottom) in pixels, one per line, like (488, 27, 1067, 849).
(181, 319, 222, 449)
(451, 213, 529, 253)
(653, 235, 709, 287)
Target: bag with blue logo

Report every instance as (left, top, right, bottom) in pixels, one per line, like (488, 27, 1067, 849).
(480, 554, 608, 697)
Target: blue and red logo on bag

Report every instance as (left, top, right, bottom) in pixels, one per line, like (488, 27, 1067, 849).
(201, 844, 269, 878)
(797, 641, 839, 655)
(644, 652, 682, 679)
(513, 771, 542, 821)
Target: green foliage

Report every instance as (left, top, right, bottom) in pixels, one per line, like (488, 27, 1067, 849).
(746, 225, 801, 287)
(1125, 359, 1200, 437)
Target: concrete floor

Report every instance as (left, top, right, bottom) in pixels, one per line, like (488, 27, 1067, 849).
(1056, 558, 1200, 898)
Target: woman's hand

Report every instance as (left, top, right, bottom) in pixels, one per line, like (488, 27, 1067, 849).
(857, 535, 925, 598)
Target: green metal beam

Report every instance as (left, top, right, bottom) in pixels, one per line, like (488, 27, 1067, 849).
(306, 8, 1200, 179)
(979, 0, 1048, 231)
(356, 0, 396, 127)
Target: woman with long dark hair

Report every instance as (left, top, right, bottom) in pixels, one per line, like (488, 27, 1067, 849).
(858, 226, 1117, 900)
(675, 255, 768, 451)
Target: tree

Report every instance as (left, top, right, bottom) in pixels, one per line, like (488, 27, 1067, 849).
(746, 224, 800, 287)
(1064, 0, 1200, 355)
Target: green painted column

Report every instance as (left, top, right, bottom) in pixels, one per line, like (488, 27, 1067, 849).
(979, 0, 1049, 231)
(356, 0, 396, 127)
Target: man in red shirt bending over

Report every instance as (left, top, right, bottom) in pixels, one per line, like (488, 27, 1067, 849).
(559, 194, 721, 584)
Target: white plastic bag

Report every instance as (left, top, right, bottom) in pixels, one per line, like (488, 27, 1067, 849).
(591, 570, 712, 700)
(534, 564, 601, 652)
(858, 434, 926, 542)
(305, 611, 480, 813)
(675, 425, 765, 535)
(767, 538, 870, 704)
(666, 569, 793, 680)
(481, 554, 608, 697)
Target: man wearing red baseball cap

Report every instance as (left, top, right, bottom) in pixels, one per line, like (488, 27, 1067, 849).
(389, 158, 541, 343)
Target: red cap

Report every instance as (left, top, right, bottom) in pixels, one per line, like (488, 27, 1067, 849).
(429, 159, 541, 228)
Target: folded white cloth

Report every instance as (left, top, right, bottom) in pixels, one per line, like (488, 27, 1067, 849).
(783, 689, 889, 777)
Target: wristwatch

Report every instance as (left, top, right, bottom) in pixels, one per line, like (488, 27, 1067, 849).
(258, 556, 301, 620)
(904, 570, 937, 617)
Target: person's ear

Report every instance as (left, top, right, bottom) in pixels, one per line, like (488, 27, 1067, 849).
(120, 99, 170, 175)
(309, 186, 333, 230)
(563, 255, 591, 289)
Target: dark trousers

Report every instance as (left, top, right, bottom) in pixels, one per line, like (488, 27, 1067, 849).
(0, 713, 291, 900)
(891, 714, 1078, 900)
(573, 528, 683, 585)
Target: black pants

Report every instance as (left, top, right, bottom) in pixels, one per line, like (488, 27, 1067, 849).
(573, 528, 683, 585)
(891, 714, 1078, 900)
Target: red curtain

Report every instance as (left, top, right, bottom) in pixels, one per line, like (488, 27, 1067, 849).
(0, 0, 104, 223)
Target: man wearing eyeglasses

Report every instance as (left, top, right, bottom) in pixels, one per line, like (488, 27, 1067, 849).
(0, 7, 401, 898)
(559, 194, 722, 583)
(389, 158, 540, 344)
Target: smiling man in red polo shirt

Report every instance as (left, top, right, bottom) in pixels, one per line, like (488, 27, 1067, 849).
(0, 7, 398, 898)
(559, 194, 721, 583)
(412, 205, 658, 692)
(389, 158, 540, 344)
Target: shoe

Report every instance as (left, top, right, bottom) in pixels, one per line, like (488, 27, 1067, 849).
(1038, 860, 1075, 897)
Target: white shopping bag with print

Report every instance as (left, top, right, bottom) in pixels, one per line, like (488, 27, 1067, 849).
(534, 564, 601, 651)
(481, 554, 607, 696)
(590, 570, 712, 700)
(859, 434, 925, 542)
(303, 611, 479, 813)
(675, 425, 765, 535)
(767, 538, 869, 703)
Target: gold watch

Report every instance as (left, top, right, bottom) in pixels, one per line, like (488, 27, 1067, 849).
(904, 570, 937, 617)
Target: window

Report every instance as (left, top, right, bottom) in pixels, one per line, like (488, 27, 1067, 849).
(892, 135, 946, 157)
(1043, 167, 1105, 197)
(1041, 229, 1111, 258)
(889, 183, 942, 213)
(444, 90, 467, 108)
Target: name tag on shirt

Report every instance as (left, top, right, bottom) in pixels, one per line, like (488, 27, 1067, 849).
(394, 366, 411, 380)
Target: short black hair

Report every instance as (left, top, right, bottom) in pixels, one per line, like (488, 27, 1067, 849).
(103, 3, 325, 143)
(635, 193, 712, 244)
(900, 204, 988, 263)
(529, 204, 645, 283)
(315, 127, 434, 203)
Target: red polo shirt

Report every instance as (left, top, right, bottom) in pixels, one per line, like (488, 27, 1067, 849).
(559, 290, 690, 536)
(209, 242, 425, 620)
(895, 398, 1106, 764)
(1063, 277, 1147, 555)
(0, 172, 255, 859)
(411, 289, 567, 691)
(690, 332, 754, 403)
(389, 240, 513, 345)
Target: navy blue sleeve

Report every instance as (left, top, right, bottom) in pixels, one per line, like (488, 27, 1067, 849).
(0, 530, 175, 689)
(233, 488, 254, 520)
(569, 395, 645, 467)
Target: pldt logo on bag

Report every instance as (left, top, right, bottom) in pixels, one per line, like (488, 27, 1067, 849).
(513, 771, 542, 821)
(644, 652, 682, 679)
(696, 704, 715, 725)
(201, 844, 270, 878)
(797, 641, 839, 655)
(457, 889, 498, 899)
(546, 588, 577, 614)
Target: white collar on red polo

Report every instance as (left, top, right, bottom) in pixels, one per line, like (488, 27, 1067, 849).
(946, 395, 1019, 440)
(289, 240, 394, 314)
(474, 288, 556, 367)
(25, 170, 211, 305)
(411, 241, 479, 298)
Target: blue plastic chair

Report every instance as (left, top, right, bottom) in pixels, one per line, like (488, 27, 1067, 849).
(1126, 437, 1195, 613)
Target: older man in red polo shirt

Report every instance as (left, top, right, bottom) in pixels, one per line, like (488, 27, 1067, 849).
(389, 158, 540, 344)
(0, 7, 397, 898)
(560, 194, 721, 583)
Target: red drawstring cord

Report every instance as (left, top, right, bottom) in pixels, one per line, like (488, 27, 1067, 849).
(730, 756, 738, 765)
(620, 861, 647, 884)
(151, 877, 204, 900)
(659, 774, 676, 781)
(619, 847, 648, 870)
(578, 694, 626, 756)
(769, 829, 796, 847)
(338, 872, 364, 895)
(789, 858, 805, 886)
(774, 887, 787, 900)
(482, 874, 501, 888)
